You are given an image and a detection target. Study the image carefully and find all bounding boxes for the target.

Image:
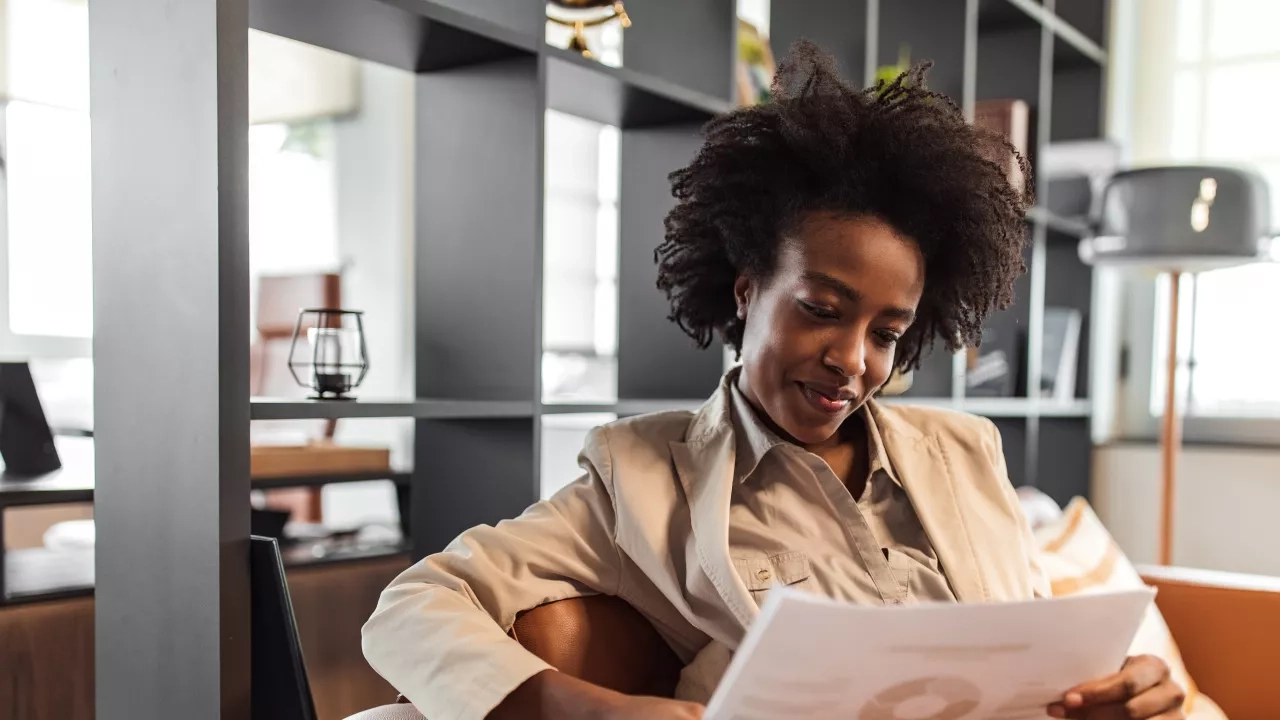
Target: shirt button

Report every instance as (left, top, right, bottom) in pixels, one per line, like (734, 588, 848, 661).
(757, 569, 771, 582)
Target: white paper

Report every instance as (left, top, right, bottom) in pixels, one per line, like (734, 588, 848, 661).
(705, 586, 1155, 720)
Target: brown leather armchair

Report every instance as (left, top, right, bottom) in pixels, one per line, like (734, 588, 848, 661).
(373, 568, 1280, 720)
(509, 594, 683, 698)
(362, 594, 684, 720)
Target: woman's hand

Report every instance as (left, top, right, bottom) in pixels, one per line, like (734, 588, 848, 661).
(1047, 655, 1185, 719)
(600, 695, 705, 719)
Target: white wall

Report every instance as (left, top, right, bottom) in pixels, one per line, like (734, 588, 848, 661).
(1092, 444, 1280, 576)
(321, 59, 415, 529)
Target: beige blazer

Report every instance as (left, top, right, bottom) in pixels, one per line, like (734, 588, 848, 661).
(362, 381, 1048, 720)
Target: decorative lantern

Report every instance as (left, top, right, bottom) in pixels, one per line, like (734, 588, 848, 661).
(287, 309, 369, 400)
(547, 0, 630, 59)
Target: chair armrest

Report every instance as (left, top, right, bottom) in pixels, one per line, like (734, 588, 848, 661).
(1139, 565, 1280, 720)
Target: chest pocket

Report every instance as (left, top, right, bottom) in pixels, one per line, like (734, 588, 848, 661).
(731, 551, 812, 607)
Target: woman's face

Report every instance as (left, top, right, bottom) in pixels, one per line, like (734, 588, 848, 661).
(735, 212, 925, 446)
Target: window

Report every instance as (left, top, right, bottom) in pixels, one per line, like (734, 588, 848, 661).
(0, 0, 93, 356)
(541, 110, 621, 403)
(1146, 0, 1280, 418)
(247, 120, 340, 334)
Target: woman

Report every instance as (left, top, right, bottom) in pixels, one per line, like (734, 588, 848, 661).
(362, 44, 1183, 720)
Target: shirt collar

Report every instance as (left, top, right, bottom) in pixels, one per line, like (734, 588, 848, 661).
(727, 372, 901, 487)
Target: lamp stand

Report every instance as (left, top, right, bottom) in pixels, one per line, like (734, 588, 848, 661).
(1159, 270, 1182, 566)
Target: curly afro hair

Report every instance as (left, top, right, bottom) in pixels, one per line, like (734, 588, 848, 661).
(655, 40, 1032, 372)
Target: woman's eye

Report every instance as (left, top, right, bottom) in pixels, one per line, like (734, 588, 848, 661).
(873, 330, 900, 347)
(798, 299, 838, 319)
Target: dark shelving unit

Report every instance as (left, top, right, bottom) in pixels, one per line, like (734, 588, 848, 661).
(244, 0, 1110, 552)
(83, 0, 1110, 707)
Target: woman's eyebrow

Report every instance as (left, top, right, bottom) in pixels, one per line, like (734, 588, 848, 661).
(801, 270, 916, 322)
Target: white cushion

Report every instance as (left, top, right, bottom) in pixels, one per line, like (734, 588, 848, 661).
(344, 703, 426, 720)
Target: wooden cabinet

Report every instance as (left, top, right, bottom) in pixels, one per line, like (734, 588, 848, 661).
(0, 556, 408, 720)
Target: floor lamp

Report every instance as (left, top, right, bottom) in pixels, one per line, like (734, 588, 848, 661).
(1079, 166, 1274, 566)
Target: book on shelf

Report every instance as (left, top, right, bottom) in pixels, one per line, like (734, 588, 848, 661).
(1040, 307, 1082, 402)
(974, 98, 1030, 193)
(966, 316, 1021, 398)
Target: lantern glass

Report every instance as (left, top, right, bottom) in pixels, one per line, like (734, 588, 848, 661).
(287, 308, 369, 399)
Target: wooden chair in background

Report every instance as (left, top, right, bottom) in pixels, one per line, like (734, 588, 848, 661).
(250, 272, 343, 524)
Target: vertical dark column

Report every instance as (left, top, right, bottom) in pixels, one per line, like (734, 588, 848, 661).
(879, 0, 967, 399)
(414, 54, 542, 557)
(877, 0, 967, 102)
(89, 0, 251, 715)
(1036, 418, 1093, 505)
(771, 0, 870, 86)
(415, 57, 543, 402)
(990, 418, 1028, 487)
(617, 124, 724, 401)
(622, 0, 735, 101)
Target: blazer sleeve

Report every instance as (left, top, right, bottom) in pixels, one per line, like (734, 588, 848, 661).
(985, 419, 1052, 599)
(361, 427, 624, 720)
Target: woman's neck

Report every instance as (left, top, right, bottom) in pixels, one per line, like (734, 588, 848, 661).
(734, 371, 870, 491)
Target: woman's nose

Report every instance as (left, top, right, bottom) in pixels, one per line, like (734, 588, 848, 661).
(822, 331, 867, 378)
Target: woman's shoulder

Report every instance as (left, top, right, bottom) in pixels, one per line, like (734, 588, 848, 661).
(585, 409, 700, 461)
(869, 399, 1002, 457)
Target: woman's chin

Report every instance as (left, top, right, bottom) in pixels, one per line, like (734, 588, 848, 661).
(777, 410, 844, 446)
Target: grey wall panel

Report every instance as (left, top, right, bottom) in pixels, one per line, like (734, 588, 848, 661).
(414, 419, 537, 556)
(89, 0, 251, 715)
(1036, 418, 1091, 506)
(771, 0, 869, 88)
(1053, 0, 1108, 45)
(429, 0, 542, 39)
(1050, 65, 1104, 142)
(618, 125, 724, 401)
(623, 0, 734, 102)
(976, 27, 1043, 103)
(416, 57, 543, 400)
(878, 0, 966, 103)
(901, 352, 953, 398)
(250, 0, 424, 70)
(989, 417, 1029, 486)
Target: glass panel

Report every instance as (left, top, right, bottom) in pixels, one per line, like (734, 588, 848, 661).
(1207, 0, 1280, 60)
(6, 101, 93, 337)
(540, 413, 616, 500)
(1175, 0, 1204, 65)
(1202, 61, 1280, 160)
(542, 110, 620, 403)
(737, 0, 771, 37)
(1169, 69, 1202, 161)
(7, 0, 89, 110)
(1185, 265, 1280, 414)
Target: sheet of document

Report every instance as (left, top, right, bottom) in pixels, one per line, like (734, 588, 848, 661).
(705, 586, 1154, 720)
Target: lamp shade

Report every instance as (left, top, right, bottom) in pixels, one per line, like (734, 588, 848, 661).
(1078, 166, 1275, 271)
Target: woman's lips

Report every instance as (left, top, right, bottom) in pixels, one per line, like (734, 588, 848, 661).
(799, 383, 852, 414)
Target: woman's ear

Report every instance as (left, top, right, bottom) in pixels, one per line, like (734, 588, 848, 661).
(733, 274, 752, 320)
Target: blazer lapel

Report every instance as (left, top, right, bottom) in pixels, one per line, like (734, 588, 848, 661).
(870, 401, 989, 603)
(669, 388, 757, 638)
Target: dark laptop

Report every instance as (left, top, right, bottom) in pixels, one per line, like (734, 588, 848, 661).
(0, 361, 61, 476)
(251, 535, 318, 720)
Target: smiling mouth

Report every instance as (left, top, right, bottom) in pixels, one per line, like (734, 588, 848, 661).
(798, 383, 854, 414)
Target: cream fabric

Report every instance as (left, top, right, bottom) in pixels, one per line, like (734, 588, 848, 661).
(344, 704, 427, 720)
(726, 379, 955, 606)
(361, 374, 1047, 720)
(1034, 498, 1225, 719)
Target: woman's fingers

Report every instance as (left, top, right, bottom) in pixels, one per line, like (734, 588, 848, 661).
(1067, 655, 1169, 707)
